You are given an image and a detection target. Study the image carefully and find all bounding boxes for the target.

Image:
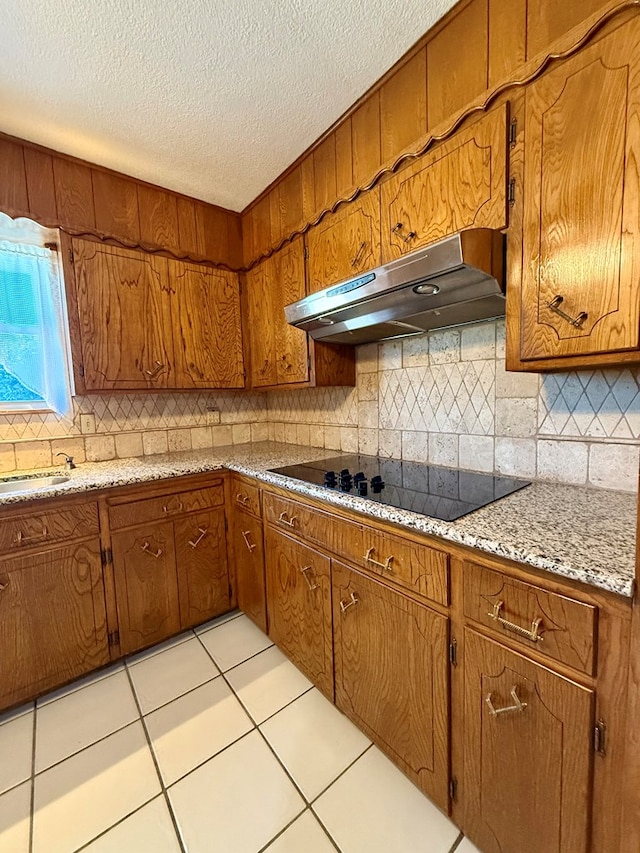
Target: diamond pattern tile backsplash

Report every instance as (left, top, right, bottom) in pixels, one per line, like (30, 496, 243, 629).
(2, 319, 639, 491)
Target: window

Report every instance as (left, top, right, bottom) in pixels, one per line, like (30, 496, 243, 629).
(0, 212, 74, 417)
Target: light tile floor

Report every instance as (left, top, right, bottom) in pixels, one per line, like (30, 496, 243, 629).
(0, 611, 481, 853)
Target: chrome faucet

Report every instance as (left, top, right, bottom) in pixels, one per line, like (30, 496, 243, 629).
(55, 452, 76, 471)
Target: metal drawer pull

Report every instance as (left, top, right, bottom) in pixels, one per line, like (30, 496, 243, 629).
(340, 592, 359, 613)
(163, 499, 184, 515)
(278, 511, 297, 528)
(350, 241, 366, 267)
(300, 565, 318, 591)
(242, 530, 256, 552)
(486, 686, 528, 717)
(141, 541, 163, 558)
(403, 230, 416, 244)
(390, 222, 416, 243)
(144, 360, 165, 379)
(363, 547, 394, 572)
(236, 493, 251, 507)
(16, 527, 49, 545)
(188, 527, 209, 549)
(391, 222, 403, 234)
(546, 295, 588, 329)
(487, 600, 544, 643)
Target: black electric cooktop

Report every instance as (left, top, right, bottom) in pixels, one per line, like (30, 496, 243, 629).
(270, 454, 531, 522)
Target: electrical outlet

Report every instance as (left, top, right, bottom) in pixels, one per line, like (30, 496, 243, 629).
(205, 410, 220, 425)
(80, 414, 96, 434)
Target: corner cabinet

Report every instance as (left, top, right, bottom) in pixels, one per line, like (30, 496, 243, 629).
(245, 237, 355, 389)
(508, 19, 640, 370)
(70, 237, 245, 390)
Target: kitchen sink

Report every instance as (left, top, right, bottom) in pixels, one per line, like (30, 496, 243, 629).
(0, 475, 70, 495)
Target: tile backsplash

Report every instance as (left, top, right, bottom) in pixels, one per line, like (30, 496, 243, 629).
(2, 319, 639, 493)
(267, 320, 640, 493)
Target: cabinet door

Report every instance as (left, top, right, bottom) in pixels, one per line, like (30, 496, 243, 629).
(170, 261, 245, 388)
(232, 510, 267, 632)
(306, 192, 381, 293)
(462, 629, 594, 853)
(72, 238, 174, 390)
(174, 508, 231, 629)
(520, 22, 640, 361)
(275, 239, 309, 385)
(380, 105, 508, 262)
(332, 561, 449, 810)
(0, 540, 108, 709)
(265, 526, 333, 697)
(246, 257, 278, 387)
(111, 522, 181, 654)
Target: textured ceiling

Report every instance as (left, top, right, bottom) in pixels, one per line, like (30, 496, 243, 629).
(1, 0, 458, 211)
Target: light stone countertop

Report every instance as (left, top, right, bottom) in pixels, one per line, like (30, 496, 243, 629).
(0, 441, 636, 599)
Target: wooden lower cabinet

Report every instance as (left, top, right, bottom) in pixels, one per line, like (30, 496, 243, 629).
(462, 629, 595, 853)
(265, 525, 333, 697)
(231, 509, 267, 632)
(0, 539, 109, 708)
(111, 521, 182, 654)
(332, 561, 449, 810)
(175, 507, 230, 629)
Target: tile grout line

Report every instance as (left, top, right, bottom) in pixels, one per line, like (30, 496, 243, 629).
(122, 664, 188, 853)
(448, 831, 465, 852)
(28, 703, 36, 853)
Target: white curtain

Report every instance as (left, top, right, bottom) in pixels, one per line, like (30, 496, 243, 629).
(0, 213, 74, 417)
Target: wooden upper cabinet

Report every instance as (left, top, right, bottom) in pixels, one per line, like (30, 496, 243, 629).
(518, 22, 640, 364)
(380, 105, 508, 262)
(246, 256, 278, 388)
(275, 239, 309, 385)
(306, 191, 382, 293)
(169, 261, 245, 389)
(72, 238, 174, 390)
(462, 629, 594, 853)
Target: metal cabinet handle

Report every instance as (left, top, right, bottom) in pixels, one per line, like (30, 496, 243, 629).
(242, 530, 256, 552)
(363, 546, 394, 572)
(546, 295, 588, 329)
(163, 499, 184, 515)
(350, 241, 366, 267)
(486, 686, 528, 717)
(280, 354, 292, 371)
(141, 541, 163, 559)
(391, 222, 403, 234)
(340, 592, 359, 613)
(487, 600, 544, 643)
(391, 222, 416, 243)
(236, 493, 251, 507)
(278, 511, 297, 528)
(188, 527, 209, 549)
(144, 360, 165, 379)
(300, 565, 318, 591)
(260, 359, 271, 375)
(15, 527, 49, 545)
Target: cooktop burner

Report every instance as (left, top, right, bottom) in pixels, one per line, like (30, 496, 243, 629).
(270, 454, 531, 522)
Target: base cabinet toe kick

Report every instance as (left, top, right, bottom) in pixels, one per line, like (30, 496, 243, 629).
(0, 473, 634, 853)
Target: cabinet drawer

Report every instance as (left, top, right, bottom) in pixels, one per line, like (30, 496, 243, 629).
(264, 492, 363, 560)
(0, 501, 99, 554)
(359, 526, 449, 606)
(463, 562, 597, 675)
(231, 479, 261, 518)
(109, 484, 224, 530)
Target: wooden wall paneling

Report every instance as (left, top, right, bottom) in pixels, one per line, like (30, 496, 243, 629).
(53, 157, 95, 231)
(279, 166, 304, 238)
(426, 0, 489, 129)
(335, 118, 354, 199)
(313, 133, 337, 216)
(92, 170, 140, 240)
(488, 0, 527, 88)
(300, 155, 316, 225)
(351, 91, 381, 188)
(23, 148, 57, 223)
(0, 138, 29, 216)
(312, 341, 356, 387)
(251, 195, 272, 259)
(241, 211, 254, 268)
(137, 185, 180, 250)
(526, 0, 609, 59)
(269, 185, 281, 246)
(176, 196, 200, 256)
(380, 48, 428, 162)
(227, 213, 243, 269)
(195, 202, 227, 263)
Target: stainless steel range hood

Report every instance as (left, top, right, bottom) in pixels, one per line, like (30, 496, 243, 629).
(285, 228, 505, 345)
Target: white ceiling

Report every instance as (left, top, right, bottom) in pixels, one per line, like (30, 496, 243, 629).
(1, 0, 458, 212)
